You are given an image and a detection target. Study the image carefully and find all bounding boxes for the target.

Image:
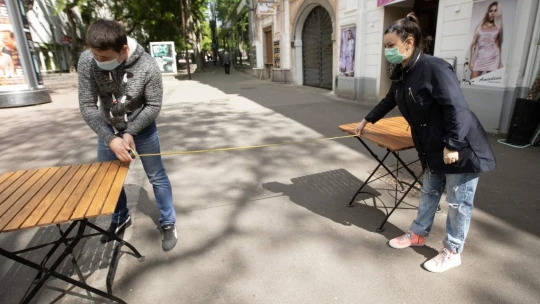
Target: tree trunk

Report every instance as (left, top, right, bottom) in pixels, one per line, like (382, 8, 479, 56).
(65, 8, 79, 72)
(193, 18, 204, 71)
(185, 0, 203, 72)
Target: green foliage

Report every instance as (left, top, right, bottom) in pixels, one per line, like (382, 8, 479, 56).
(201, 21, 212, 52)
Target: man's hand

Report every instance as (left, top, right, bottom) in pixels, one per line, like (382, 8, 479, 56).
(109, 137, 133, 163)
(123, 133, 136, 150)
(443, 147, 459, 165)
(355, 119, 368, 136)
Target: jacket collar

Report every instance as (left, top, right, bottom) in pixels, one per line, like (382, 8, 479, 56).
(390, 48, 423, 82)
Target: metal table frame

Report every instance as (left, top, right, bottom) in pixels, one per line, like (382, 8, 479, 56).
(0, 218, 144, 304)
(346, 136, 423, 232)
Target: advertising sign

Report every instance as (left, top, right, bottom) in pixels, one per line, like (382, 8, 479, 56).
(339, 26, 356, 77)
(150, 41, 177, 75)
(257, 2, 278, 16)
(463, 0, 517, 87)
(377, 0, 406, 7)
(273, 40, 280, 68)
(0, 0, 26, 89)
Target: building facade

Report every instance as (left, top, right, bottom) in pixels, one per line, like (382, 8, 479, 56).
(253, 0, 339, 90)
(252, 0, 540, 134)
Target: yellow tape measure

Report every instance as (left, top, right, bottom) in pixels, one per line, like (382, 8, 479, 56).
(127, 134, 357, 158)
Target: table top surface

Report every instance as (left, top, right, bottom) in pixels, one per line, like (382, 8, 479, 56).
(339, 116, 414, 152)
(0, 161, 129, 233)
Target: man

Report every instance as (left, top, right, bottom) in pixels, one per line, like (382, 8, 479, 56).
(2, 30, 20, 72)
(78, 20, 177, 252)
(223, 50, 230, 74)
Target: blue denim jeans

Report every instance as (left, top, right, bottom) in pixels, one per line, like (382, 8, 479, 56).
(97, 122, 176, 227)
(410, 169, 479, 254)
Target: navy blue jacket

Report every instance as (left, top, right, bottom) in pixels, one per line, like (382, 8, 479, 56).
(365, 50, 496, 174)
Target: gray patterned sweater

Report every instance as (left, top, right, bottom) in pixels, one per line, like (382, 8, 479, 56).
(78, 37, 163, 144)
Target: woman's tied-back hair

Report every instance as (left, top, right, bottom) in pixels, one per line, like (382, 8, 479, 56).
(85, 20, 127, 52)
(384, 13, 424, 51)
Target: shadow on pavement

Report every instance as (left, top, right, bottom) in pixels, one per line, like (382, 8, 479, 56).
(262, 168, 439, 260)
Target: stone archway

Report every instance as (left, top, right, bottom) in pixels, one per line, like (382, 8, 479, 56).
(292, 0, 336, 87)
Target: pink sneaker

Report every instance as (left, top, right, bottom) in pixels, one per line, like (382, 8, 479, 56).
(388, 231, 425, 249)
(424, 248, 462, 273)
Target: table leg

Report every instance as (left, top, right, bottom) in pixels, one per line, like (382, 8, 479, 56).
(19, 220, 86, 303)
(347, 150, 391, 207)
(85, 220, 144, 261)
(84, 219, 144, 295)
(356, 138, 405, 191)
(55, 224, 90, 296)
(376, 173, 422, 232)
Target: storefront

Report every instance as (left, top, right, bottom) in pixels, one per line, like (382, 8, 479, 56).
(336, 0, 540, 134)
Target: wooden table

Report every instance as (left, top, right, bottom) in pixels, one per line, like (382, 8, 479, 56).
(339, 116, 422, 231)
(0, 161, 143, 304)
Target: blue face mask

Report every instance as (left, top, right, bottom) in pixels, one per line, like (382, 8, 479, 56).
(95, 55, 120, 70)
(384, 42, 406, 64)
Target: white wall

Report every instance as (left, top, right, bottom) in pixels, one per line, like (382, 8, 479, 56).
(363, 1, 384, 99)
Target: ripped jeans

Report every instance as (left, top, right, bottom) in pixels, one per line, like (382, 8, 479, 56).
(410, 170, 479, 254)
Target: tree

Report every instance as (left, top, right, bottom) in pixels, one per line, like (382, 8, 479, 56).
(57, 0, 213, 73)
(55, 0, 86, 72)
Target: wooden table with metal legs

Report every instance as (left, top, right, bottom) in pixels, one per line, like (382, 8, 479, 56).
(339, 116, 423, 232)
(0, 161, 144, 304)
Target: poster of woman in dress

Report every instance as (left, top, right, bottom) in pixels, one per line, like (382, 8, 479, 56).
(339, 27, 356, 77)
(463, 0, 517, 87)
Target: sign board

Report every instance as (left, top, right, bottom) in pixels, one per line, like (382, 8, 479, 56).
(149, 41, 177, 75)
(257, 2, 278, 15)
(462, 0, 517, 87)
(273, 40, 280, 68)
(377, 0, 406, 7)
(339, 26, 356, 77)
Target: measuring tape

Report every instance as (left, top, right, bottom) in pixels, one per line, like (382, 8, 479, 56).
(127, 134, 357, 158)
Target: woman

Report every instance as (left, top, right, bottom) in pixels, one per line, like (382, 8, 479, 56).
(355, 13, 496, 273)
(345, 29, 355, 76)
(470, 2, 503, 79)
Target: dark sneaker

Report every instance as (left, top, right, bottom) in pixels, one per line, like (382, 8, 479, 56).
(100, 216, 132, 244)
(436, 204, 442, 213)
(161, 224, 177, 252)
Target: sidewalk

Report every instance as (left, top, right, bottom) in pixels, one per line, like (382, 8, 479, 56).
(0, 69, 539, 303)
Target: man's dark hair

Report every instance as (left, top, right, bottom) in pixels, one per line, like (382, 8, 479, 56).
(86, 20, 127, 52)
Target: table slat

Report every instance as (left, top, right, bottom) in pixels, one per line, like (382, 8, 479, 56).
(54, 163, 102, 224)
(70, 162, 112, 220)
(0, 168, 50, 227)
(0, 170, 39, 207)
(37, 164, 91, 227)
(85, 162, 122, 218)
(3, 167, 68, 232)
(0, 172, 15, 190)
(20, 166, 79, 229)
(101, 163, 129, 215)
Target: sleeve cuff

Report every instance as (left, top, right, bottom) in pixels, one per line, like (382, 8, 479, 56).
(444, 137, 467, 151)
(104, 133, 118, 145)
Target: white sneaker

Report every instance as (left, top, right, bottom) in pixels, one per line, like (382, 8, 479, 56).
(424, 248, 462, 273)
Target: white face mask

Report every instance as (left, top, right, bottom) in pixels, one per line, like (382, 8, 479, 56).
(95, 54, 120, 70)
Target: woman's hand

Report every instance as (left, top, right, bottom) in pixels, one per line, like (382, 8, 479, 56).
(443, 147, 459, 165)
(355, 119, 368, 136)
